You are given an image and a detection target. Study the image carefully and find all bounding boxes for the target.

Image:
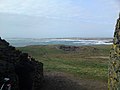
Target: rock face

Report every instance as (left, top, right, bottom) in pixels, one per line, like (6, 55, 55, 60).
(108, 14, 120, 89)
(0, 37, 44, 90)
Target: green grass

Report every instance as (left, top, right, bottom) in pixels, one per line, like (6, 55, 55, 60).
(17, 45, 111, 82)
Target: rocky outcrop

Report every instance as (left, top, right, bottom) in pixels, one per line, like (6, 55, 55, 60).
(0, 37, 44, 90)
(59, 45, 79, 51)
(108, 13, 120, 90)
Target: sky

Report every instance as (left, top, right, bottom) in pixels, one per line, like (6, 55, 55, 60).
(0, 0, 119, 38)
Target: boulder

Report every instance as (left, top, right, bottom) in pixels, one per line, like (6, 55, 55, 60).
(0, 38, 44, 90)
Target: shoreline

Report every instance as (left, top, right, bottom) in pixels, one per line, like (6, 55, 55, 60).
(5, 38, 112, 47)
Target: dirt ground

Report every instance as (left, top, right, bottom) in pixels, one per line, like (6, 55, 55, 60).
(40, 72, 107, 90)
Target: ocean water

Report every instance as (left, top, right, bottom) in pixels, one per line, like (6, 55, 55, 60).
(5, 38, 113, 47)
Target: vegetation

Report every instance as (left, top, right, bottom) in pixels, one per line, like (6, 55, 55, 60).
(17, 45, 111, 82)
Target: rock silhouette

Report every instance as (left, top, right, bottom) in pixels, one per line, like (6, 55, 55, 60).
(0, 37, 44, 90)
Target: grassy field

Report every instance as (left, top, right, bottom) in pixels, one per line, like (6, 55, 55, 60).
(17, 45, 111, 82)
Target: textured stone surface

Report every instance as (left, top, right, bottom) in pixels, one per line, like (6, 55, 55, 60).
(108, 14, 120, 90)
(0, 38, 44, 90)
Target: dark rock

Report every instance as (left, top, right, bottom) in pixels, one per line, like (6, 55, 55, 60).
(0, 38, 44, 90)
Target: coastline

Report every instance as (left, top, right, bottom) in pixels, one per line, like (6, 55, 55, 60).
(5, 38, 113, 47)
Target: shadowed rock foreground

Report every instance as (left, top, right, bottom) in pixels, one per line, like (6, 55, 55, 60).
(0, 37, 44, 90)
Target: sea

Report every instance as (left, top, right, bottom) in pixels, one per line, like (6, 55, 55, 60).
(5, 38, 113, 47)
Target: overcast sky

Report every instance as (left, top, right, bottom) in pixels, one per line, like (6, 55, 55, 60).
(0, 0, 119, 38)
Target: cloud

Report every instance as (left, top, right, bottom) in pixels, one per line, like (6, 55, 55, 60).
(0, 0, 84, 18)
(0, 0, 117, 24)
(0, 0, 116, 38)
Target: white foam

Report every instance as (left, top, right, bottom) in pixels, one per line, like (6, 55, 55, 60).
(6, 38, 113, 47)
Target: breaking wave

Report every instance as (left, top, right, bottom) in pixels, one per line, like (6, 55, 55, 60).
(5, 38, 113, 47)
